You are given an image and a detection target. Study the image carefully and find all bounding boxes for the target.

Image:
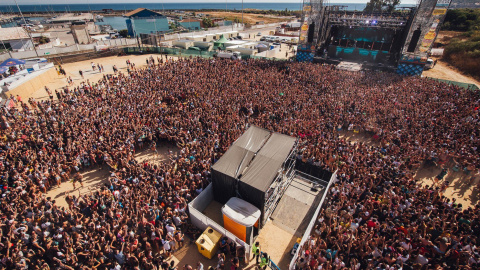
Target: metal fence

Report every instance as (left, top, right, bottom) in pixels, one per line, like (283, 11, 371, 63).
(124, 46, 217, 58)
(288, 171, 338, 270)
(426, 77, 479, 90)
(188, 184, 251, 258)
(123, 47, 291, 62)
(0, 38, 138, 61)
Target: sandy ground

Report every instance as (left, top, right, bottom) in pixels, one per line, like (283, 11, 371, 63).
(203, 11, 291, 25)
(164, 219, 297, 270)
(256, 220, 298, 270)
(339, 130, 480, 209)
(422, 60, 480, 87)
(414, 165, 480, 209)
(338, 130, 380, 147)
(26, 54, 178, 101)
(46, 143, 178, 208)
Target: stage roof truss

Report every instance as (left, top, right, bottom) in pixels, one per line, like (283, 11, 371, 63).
(328, 15, 408, 29)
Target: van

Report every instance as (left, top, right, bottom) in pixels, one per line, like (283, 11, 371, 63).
(424, 58, 435, 70)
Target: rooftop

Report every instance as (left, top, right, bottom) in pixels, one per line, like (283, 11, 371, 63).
(0, 27, 29, 41)
(125, 8, 164, 18)
(50, 13, 94, 22)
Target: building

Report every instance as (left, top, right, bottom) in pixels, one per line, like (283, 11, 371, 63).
(70, 23, 91, 44)
(178, 19, 202, 31)
(125, 8, 169, 37)
(0, 27, 33, 51)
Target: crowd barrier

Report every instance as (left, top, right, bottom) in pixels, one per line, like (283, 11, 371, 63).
(288, 171, 338, 270)
(426, 77, 479, 90)
(123, 46, 286, 61)
(188, 184, 251, 259)
(295, 159, 333, 182)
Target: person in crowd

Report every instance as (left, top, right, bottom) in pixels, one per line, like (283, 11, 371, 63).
(0, 57, 478, 270)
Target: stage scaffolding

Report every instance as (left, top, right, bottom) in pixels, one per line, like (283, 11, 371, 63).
(328, 15, 408, 29)
(262, 138, 298, 224)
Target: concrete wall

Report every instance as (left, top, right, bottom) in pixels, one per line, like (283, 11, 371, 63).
(188, 184, 251, 256)
(3, 64, 58, 98)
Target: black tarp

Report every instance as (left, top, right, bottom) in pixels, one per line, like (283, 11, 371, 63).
(211, 126, 270, 204)
(211, 126, 296, 220)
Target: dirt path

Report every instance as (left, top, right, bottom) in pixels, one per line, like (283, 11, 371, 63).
(423, 60, 480, 87)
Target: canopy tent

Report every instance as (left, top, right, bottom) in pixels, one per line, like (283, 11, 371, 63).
(255, 43, 268, 48)
(0, 67, 7, 74)
(212, 126, 296, 227)
(0, 58, 26, 68)
(255, 43, 269, 52)
(213, 35, 229, 48)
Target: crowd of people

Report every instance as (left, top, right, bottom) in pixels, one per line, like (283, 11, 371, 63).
(0, 56, 479, 270)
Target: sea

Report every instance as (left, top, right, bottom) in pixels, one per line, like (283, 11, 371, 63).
(0, 3, 416, 13)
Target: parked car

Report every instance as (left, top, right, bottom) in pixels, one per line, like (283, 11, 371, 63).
(273, 42, 281, 45)
(260, 37, 266, 41)
(280, 38, 289, 43)
(256, 32, 262, 36)
(424, 58, 436, 70)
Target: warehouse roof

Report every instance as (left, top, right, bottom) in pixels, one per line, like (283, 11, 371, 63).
(125, 8, 164, 18)
(0, 27, 29, 40)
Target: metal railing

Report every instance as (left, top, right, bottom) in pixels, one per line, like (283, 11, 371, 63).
(288, 171, 338, 270)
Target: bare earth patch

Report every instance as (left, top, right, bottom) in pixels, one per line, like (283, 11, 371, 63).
(423, 60, 480, 87)
(340, 131, 479, 209)
(204, 11, 289, 24)
(46, 143, 179, 208)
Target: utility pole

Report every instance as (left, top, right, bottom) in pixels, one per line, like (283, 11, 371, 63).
(14, 0, 39, 57)
(242, 0, 243, 27)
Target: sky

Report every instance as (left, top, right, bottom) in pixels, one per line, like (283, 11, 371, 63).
(6, 0, 419, 5)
